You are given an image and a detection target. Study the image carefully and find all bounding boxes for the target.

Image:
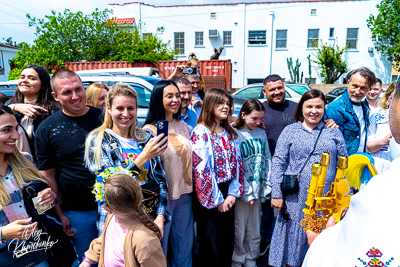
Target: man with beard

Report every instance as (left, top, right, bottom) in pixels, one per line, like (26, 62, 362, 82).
(303, 78, 400, 267)
(325, 67, 376, 156)
(174, 77, 198, 130)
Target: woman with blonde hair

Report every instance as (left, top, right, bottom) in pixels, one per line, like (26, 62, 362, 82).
(367, 82, 396, 173)
(86, 83, 109, 109)
(191, 88, 245, 267)
(84, 83, 169, 237)
(81, 173, 166, 267)
(0, 105, 56, 266)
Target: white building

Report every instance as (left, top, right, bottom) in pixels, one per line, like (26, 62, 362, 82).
(0, 43, 19, 82)
(110, 0, 391, 89)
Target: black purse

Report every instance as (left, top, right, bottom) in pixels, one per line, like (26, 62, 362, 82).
(104, 131, 159, 219)
(281, 128, 323, 195)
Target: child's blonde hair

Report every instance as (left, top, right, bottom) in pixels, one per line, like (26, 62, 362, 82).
(104, 173, 162, 239)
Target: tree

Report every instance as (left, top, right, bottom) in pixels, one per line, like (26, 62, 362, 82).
(9, 9, 175, 80)
(311, 41, 349, 84)
(367, 0, 400, 70)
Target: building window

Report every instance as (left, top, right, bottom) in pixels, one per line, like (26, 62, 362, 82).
(195, 32, 203, 46)
(311, 9, 317, 15)
(0, 51, 4, 75)
(307, 29, 319, 48)
(174, 32, 185, 55)
(346, 28, 358, 49)
(223, 31, 232, 45)
(276, 30, 287, 49)
(249, 30, 266, 45)
(211, 12, 216, 18)
(329, 28, 334, 38)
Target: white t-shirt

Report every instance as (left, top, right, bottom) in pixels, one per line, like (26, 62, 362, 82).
(353, 104, 366, 152)
(368, 104, 380, 117)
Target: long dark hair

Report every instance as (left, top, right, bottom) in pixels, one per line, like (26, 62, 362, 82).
(234, 98, 265, 129)
(198, 88, 238, 140)
(294, 89, 326, 123)
(144, 80, 181, 125)
(10, 65, 61, 113)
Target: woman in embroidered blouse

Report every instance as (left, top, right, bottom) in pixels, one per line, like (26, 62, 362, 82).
(84, 83, 169, 237)
(143, 80, 193, 267)
(269, 90, 347, 267)
(367, 82, 395, 173)
(0, 105, 56, 266)
(191, 88, 245, 267)
(8, 65, 61, 160)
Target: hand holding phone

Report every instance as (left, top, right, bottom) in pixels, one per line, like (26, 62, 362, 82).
(157, 120, 169, 146)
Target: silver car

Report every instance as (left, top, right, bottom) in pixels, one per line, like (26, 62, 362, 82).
(232, 83, 311, 103)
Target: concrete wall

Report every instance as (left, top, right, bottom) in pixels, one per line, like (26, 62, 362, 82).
(110, 0, 391, 88)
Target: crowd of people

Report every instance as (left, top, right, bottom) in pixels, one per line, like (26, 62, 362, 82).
(0, 62, 398, 267)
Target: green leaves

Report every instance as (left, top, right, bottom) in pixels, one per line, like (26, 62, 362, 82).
(367, 0, 400, 70)
(311, 40, 349, 84)
(8, 9, 175, 80)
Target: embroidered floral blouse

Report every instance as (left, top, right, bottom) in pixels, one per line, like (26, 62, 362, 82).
(191, 124, 245, 209)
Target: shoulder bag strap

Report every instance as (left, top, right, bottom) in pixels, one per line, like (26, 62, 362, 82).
(104, 131, 127, 168)
(298, 127, 324, 176)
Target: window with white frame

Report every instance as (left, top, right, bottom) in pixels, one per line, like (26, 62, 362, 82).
(195, 32, 203, 46)
(329, 28, 334, 38)
(223, 31, 232, 45)
(307, 29, 319, 48)
(249, 30, 266, 45)
(276, 30, 287, 49)
(346, 28, 358, 49)
(174, 32, 185, 55)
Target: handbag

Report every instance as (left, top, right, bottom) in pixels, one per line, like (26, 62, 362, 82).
(104, 131, 159, 219)
(281, 127, 324, 195)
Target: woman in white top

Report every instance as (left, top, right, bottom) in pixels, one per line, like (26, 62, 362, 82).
(367, 82, 395, 173)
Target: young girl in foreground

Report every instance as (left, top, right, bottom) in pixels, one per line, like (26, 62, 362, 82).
(232, 98, 272, 267)
(80, 173, 166, 267)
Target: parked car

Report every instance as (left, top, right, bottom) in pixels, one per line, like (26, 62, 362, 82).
(0, 73, 241, 126)
(232, 83, 311, 104)
(325, 87, 347, 104)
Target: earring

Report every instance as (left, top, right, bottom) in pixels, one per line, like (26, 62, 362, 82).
(386, 101, 390, 109)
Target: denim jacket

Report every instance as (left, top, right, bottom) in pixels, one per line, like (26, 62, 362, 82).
(325, 92, 370, 156)
(85, 129, 170, 235)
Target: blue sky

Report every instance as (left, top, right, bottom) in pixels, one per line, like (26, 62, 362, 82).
(0, 0, 285, 44)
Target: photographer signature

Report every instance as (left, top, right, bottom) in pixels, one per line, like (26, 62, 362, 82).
(8, 224, 58, 258)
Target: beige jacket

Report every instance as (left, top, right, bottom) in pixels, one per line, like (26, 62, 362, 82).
(85, 214, 166, 267)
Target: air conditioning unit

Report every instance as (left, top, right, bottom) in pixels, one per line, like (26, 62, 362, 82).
(209, 30, 218, 38)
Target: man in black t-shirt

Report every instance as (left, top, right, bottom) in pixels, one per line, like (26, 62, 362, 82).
(35, 69, 103, 266)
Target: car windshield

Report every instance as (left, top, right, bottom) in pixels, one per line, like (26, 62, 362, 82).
(236, 86, 263, 98)
(285, 85, 309, 95)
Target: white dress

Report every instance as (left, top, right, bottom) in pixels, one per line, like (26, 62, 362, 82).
(367, 109, 393, 173)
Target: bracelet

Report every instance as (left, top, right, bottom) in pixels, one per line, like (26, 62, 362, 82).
(82, 257, 95, 265)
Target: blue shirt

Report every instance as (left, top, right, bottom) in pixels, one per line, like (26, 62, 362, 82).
(179, 106, 198, 130)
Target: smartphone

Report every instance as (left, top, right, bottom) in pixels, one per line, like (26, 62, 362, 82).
(182, 67, 197, 75)
(157, 120, 169, 145)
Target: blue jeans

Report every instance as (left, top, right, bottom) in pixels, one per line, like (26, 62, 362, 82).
(260, 199, 275, 241)
(63, 209, 98, 267)
(161, 193, 193, 267)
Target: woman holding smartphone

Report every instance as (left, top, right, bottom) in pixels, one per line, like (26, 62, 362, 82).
(84, 83, 169, 237)
(191, 88, 245, 267)
(143, 80, 193, 267)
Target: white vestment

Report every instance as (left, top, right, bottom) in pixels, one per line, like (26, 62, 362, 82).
(303, 157, 400, 266)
